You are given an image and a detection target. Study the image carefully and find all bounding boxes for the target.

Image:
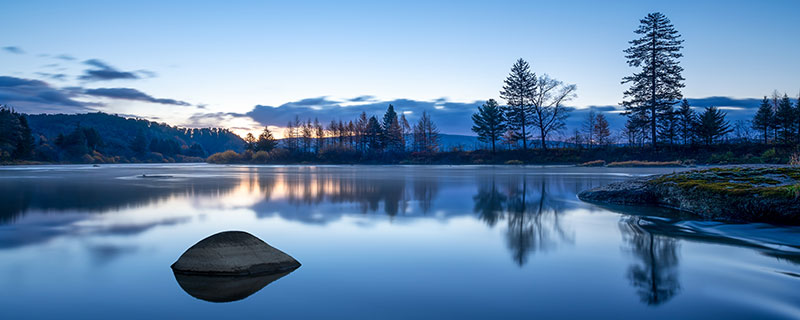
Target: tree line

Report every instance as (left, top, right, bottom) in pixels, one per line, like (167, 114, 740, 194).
(210, 105, 442, 163)
(0, 110, 243, 163)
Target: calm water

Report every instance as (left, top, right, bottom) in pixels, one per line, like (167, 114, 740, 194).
(0, 164, 798, 319)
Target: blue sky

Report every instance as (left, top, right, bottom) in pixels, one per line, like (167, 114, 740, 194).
(1, 0, 798, 137)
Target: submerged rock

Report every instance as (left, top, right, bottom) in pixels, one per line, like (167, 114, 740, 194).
(578, 166, 800, 225)
(171, 231, 301, 276)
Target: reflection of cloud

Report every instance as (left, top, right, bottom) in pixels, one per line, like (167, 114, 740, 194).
(86, 243, 138, 266)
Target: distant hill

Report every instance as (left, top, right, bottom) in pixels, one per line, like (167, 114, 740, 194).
(25, 112, 245, 162)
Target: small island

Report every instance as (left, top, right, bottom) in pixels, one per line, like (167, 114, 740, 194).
(578, 166, 800, 225)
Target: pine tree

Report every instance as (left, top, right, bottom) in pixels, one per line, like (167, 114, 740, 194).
(774, 94, 796, 144)
(400, 114, 411, 151)
(314, 118, 324, 152)
(752, 96, 774, 144)
(256, 127, 276, 152)
(658, 107, 679, 145)
(622, 12, 685, 149)
(471, 99, 506, 153)
(381, 105, 403, 151)
(676, 99, 695, 145)
(244, 133, 256, 151)
(500, 58, 536, 151)
(365, 116, 383, 152)
(695, 106, 732, 145)
(594, 113, 612, 146)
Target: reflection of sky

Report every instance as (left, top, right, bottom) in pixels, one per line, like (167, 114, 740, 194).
(0, 165, 798, 318)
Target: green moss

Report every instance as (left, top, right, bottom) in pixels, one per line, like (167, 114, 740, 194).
(650, 167, 800, 200)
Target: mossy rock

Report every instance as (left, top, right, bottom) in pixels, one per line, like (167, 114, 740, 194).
(578, 166, 800, 225)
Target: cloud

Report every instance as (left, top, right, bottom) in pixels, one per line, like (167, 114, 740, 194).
(686, 96, 761, 109)
(246, 96, 482, 135)
(244, 96, 766, 136)
(2, 46, 24, 54)
(0, 76, 93, 113)
(35, 72, 68, 81)
(347, 95, 375, 102)
(83, 87, 191, 106)
(56, 54, 76, 61)
(78, 59, 143, 81)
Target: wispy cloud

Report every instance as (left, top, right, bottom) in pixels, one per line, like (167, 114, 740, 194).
(78, 59, 144, 81)
(2, 46, 24, 54)
(0, 76, 93, 113)
(83, 87, 191, 106)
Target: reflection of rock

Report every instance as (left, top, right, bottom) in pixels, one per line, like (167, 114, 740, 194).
(171, 231, 301, 275)
(173, 271, 294, 303)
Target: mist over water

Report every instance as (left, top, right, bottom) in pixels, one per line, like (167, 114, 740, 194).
(0, 164, 798, 319)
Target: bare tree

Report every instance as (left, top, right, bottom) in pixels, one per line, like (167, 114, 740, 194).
(530, 75, 576, 150)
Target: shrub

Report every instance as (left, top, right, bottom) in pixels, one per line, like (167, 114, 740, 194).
(761, 148, 780, 163)
(206, 150, 241, 164)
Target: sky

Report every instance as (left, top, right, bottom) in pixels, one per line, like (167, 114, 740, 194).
(1, 0, 798, 138)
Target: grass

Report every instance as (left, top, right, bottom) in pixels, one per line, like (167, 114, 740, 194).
(607, 160, 683, 167)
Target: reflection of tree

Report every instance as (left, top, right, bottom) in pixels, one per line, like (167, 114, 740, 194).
(620, 216, 681, 306)
(272, 173, 437, 216)
(474, 176, 574, 266)
(0, 177, 241, 224)
(472, 180, 506, 226)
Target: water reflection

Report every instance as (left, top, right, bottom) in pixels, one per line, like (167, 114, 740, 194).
(474, 176, 574, 266)
(173, 271, 295, 303)
(619, 216, 681, 306)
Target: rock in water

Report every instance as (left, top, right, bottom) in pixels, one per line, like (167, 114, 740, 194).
(171, 231, 301, 276)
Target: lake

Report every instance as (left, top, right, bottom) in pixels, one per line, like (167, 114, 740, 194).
(0, 164, 798, 319)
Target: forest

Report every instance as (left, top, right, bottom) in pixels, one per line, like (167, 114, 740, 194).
(0, 110, 244, 163)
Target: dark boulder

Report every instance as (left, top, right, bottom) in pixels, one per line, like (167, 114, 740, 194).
(171, 231, 301, 276)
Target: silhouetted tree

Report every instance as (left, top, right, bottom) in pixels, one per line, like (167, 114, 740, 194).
(752, 96, 774, 144)
(500, 58, 536, 151)
(256, 127, 277, 152)
(594, 113, 612, 146)
(365, 116, 383, 152)
(244, 133, 256, 151)
(774, 94, 796, 144)
(530, 75, 575, 150)
(622, 12, 685, 148)
(412, 111, 440, 152)
(472, 99, 506, 153)
(382, 105, 404, 152)
(695, 106, 732, 145)
(676, 99, 696, 145)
